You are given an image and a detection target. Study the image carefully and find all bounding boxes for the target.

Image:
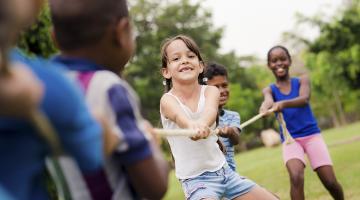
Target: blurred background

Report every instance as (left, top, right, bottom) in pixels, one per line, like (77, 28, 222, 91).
(20, 0, 360, 150)
(18, 0, 360, 198)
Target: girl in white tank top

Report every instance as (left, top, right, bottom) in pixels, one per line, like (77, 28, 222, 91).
(159, 35, 279, 200)
(161, 85, 225, 179)
(159, 35, 224, 180)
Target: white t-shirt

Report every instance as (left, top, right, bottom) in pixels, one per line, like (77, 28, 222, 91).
(161, 85, 226, 179)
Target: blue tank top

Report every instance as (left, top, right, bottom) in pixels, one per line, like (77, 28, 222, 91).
(270, 77, 320, 140)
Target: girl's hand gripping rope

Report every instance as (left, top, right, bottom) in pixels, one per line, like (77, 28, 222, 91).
(188, 122, 211, 141)
(154, 108, 276, 137)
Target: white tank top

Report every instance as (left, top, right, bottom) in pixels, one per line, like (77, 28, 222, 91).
(160, 85, 226, 179)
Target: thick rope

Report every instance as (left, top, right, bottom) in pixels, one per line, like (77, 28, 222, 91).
(276, 112, 295, 145)
(154, 108, 276, 137)
(154, 108, 295, 145)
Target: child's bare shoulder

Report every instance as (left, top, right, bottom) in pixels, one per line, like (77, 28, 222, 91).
(205, 85, 220, 96)
(299, 74, 310, 81)
(298, 75, 311, 87)
(160, 92, 176, 105)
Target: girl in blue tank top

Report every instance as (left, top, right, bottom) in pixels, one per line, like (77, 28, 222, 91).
(259, 46, 344, 200)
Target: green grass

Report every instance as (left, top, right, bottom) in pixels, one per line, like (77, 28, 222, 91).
(163, 122, 360, 200)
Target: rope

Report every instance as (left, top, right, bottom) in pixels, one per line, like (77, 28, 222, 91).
(276, 112, 295, 145)
(239, 108, 275, 129)
(154, 108, 276, 137)
(153, 128, 219, 137)
(154, 108, 295, 145)
(29, 110, 63, 156)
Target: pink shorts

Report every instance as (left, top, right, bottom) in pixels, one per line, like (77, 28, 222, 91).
(282, 134, 333, 170)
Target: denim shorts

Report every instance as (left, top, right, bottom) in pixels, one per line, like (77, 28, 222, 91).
(180, 164, 256, 200)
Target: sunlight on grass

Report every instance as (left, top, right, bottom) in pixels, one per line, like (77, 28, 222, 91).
(163, 122, 360, 199)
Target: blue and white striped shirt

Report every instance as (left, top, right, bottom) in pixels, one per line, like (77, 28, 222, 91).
(218, 109, 241, 171)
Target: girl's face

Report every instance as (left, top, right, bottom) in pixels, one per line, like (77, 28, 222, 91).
(162, 39, 203, 84)
(268, 48, 291, 79)
(206, 75, 229, 107)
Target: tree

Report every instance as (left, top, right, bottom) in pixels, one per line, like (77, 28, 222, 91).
(286, 0, 360, 126)
(17, 0, 287, 148)
(17, 5, 56, 58)
(127, 0, 240, 123)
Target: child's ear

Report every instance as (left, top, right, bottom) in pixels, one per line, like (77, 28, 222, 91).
(114, 17, 134, 49)
(161, 67, 171, 79)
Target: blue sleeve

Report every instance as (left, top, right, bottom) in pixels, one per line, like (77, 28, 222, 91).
(0, 186, 14, 200)
(107, 84, 152, 165)
(30, 59, 103, 172)
(230, 112, 241, 131)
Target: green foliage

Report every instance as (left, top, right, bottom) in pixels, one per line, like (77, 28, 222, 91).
(17, 0, 360, 148)
(127, 0, 235, 124)
(17, 5, 57, 58)
(302, 0, 360, 125)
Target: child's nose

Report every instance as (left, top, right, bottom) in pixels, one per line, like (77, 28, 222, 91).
(219, 86, 226, 92)
(180, 57, 189, 64)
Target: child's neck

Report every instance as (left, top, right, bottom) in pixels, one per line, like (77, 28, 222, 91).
(275, 76, 292, 95)
(275, 76, 290, 86)
(171, 82, 201, 100)
(171, 83, 202, 112)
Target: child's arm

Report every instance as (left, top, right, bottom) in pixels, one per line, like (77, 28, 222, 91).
(271, 75, 311, 111)
(160, 94, 209, 140)
(218, 110, 241, 145)
(91, 111, 120, 157)
(259, 86, 274, 114)
(201, 85, 220, 127)
(218, 126, 240, 145)
(125, 120, 169, 200)
(107, 84, 169, 199)
(160, 94, 193, 128)
(160, 86, 219, 140)
(0, 64, 43, 118)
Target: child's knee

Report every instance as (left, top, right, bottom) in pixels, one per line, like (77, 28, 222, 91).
(289, 172, 304, 186)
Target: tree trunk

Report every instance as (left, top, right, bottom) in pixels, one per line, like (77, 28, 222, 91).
(333, 90, 347, 126)
(330, 108, 340, 128)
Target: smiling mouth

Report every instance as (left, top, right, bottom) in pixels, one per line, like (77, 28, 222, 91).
(220, 96, 228, 100)
(179, 67, 193, 72)
(276, 68, 285, 73)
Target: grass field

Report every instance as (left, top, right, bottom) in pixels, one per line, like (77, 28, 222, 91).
(163, 122, 360, 200)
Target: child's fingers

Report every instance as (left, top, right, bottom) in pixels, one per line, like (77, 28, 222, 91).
(190, 132, 202, 141)
(217, 127, 229, 137)
(190, 127, 210, 140)
(259, 107, 272, 117)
